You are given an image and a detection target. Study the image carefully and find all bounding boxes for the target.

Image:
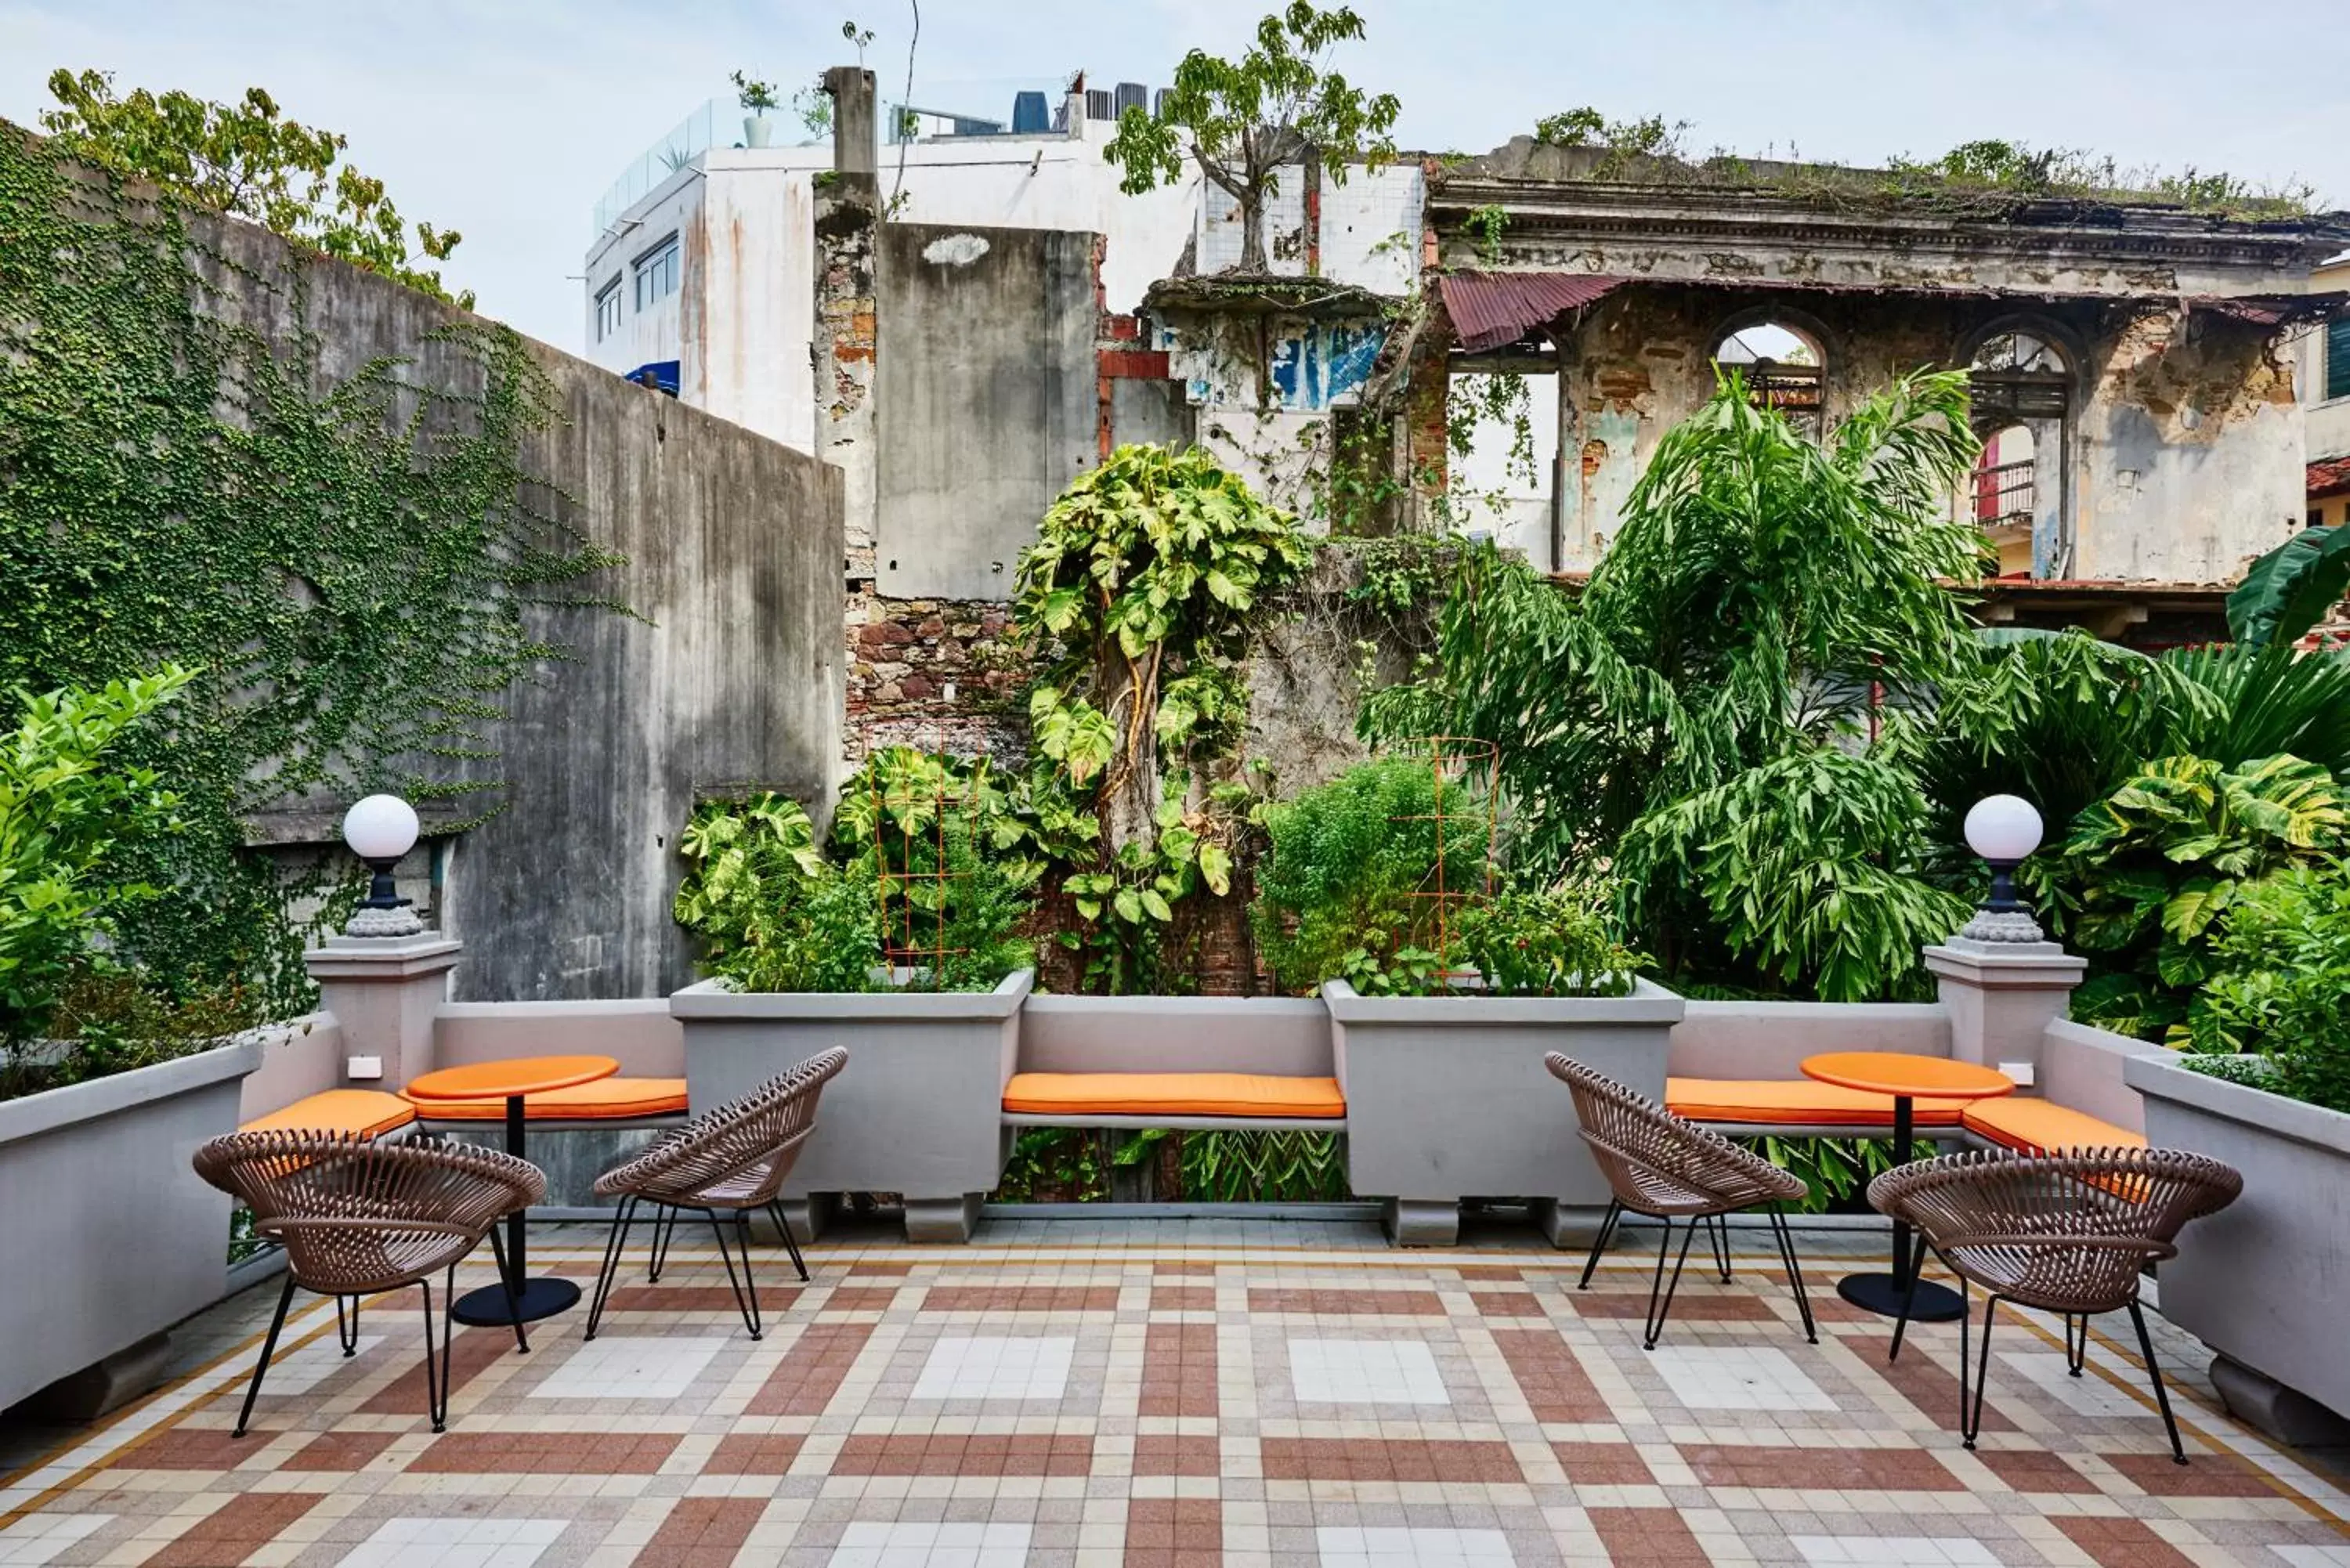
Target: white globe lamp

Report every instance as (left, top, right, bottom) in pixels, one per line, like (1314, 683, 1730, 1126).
(342, 793, 424, 938)
(1961, 793, 2043, 941)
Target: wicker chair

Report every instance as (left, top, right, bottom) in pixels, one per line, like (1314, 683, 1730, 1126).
(1867, 1147, 2242, 1463)
(585, 1048, 847, 1341)
(193, 1132, 545, 1435)
(1546, 1053, 1816, 1349)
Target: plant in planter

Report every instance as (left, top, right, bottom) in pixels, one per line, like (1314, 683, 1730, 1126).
(731, 70, 780, 147)
(2177, 860, 2350, 1111)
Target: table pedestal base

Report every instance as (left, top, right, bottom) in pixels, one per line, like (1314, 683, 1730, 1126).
(1836, 1271, 1965, 1322)
(453, 1277, 579, 1328)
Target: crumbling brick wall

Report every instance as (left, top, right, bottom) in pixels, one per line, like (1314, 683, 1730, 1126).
(844, 590, 1029, 763)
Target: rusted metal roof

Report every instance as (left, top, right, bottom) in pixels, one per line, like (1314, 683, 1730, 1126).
(1439, 272, 1626, 352)
(2310, 457, 2350, 497)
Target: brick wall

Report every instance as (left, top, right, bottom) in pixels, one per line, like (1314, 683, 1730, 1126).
(844, 589, 1029, 764)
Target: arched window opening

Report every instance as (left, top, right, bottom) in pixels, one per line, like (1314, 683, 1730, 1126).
(1713, 320, 1824, 430)
(1973, 424, 2037, 576)
(1969, 330, 2070, 421)
(1965, 327, 2072, 577)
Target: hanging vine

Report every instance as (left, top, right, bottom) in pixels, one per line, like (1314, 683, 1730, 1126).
(0, 125, 619, 1018)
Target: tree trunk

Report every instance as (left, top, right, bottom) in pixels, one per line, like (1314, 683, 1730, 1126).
(1236, 190, 1267, 272)
(1099, 641, 1161, 853)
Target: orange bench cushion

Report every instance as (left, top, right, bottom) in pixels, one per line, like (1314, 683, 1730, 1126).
(403, 1077, 690, 1122)
(1961, 1097, 2145, 1154)
(1003, 1071, 1346, 1119)
(240, 1089, 417, 1140)
(1665, 1078, 1969, 1128)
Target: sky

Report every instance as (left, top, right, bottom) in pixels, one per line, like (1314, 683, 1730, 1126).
(4, 0, 2342, 353)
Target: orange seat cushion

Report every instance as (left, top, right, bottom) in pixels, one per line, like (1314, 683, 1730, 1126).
(240, 1089, 417, 1140)
(404, 1077, 690, 1122)
(1003, 1071, 1346, 1119)
(1961, 1097, 2145, 1154)
(1665, 1078, 1969, 1127)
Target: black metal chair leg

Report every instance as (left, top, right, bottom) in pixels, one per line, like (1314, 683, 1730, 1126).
(234, 1273, 298, 1437)
(1579, 1200, 1623, 1291)
(1960, 1288, 2000, 1450)
(1643, 1215, 1700, 1351)
(1709, 1212, 1733, 1283)
(486, 1226, 530, 1354)
(335, 1294, 359, 1356)
(2064, 1313, 2088, 1376)
(768, 1200, 810, 1283)
(419, 1270, 457, 1434)
(2128, 1298, 2189, 1465)
(1767, 1207, 1817, 1344)
(649, 1204, 679, 1283)
(586, 1196, 642, 1342)
(706, 1207, 761, 1339)
(1888, 1230, 1930, 1363)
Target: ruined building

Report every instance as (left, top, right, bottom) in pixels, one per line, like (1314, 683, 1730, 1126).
(589, 74, 2350, 773)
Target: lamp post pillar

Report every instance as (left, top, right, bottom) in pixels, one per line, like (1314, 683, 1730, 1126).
(304, 934, 461, 1089)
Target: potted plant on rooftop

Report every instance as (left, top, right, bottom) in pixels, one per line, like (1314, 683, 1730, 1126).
(731, 70, 779, 149)
(0, 666, 274, 1412)
(671, 757, 1036, 1244)
(1252, 752, 1679, 1247)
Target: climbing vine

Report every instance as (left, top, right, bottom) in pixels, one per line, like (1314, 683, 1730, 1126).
(0, 125, 616, 1020)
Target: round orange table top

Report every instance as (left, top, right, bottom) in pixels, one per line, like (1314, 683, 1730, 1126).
(1800, 1051, 2014, 1101)
(403, 1054, 619, 1102)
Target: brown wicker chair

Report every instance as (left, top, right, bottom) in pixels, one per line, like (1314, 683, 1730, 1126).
(1546, 1053, 1816, 1349)
(585, 1048, 847, 1341)
(1867, 1147, 2241, 1463)
(193, 1132, 545, 1435)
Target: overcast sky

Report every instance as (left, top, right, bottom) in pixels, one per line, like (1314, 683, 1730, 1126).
(4, 1, 2341, 352)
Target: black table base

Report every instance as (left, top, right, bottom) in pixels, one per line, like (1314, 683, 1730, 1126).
(454, 1276, 580, 1328)
(1836, 1271, 1965, 1322)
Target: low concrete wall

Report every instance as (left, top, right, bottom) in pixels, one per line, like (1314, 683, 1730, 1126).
(1020, 996, 1332, 1075)
(1667, 1002, 1950, 1079)
(2039, 1019, 2153, 1135)
(435, 1000, 684, 1078)
(235, 1013, 344, 1122)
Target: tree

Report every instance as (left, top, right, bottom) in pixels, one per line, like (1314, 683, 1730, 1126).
(1104, 2, 1400, 273)
(39, 69, 470, 307)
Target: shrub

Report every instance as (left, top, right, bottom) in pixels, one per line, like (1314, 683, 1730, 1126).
(2180, 862, 2350, 1115)
(1, 667, 191, 1048)
(1250, 756, 1488, 995)
(673, 794, 880, 995)
(1454, 887, 1643, 999)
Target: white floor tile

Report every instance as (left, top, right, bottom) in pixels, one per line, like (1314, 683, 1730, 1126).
(829, 1520, 1032, 1566)
(1289, 1336, 1450, 1404)
(1994, 1350, 2156, 1418)
(910, 1336, 1074, 1401)
(1650, 1345, 1837, 1411)
(0, 1514, 110, 1567)
(261, 1333, 386, 1394)
(338, 1516, 568, 1568)
(1791, 1537, 2003, 1568)
(2274, 1548, 2350, 1568)
(530, 1336, 727, 1400)
(1316, 1526, 1516, 1566)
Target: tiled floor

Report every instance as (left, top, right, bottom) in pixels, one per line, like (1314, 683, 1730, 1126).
(2, 1216, 2347, 1567)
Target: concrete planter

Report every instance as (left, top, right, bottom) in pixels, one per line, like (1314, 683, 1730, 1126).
(0, 1036, 262, 1411)
(2127, 1050, 2350, 1433)
(1325, 977, 1683, 1246)
(674, 970, 1032, 1242)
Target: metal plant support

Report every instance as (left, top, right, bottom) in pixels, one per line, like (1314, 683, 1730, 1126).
(870, 735, 985, 990)
(1390, 736, 1500, 979)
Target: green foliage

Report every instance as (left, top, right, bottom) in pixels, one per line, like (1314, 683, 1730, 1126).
(0, 669, 190, 1048)
(1886, 138, 2312, 219)
(729, 70, 779, 113)
(2225, 526, 2350, 649)
(2, 125, 610, 1021)
(2181, 863, 2350, 1114)
(1, 970, 261, 1101)
(831, 748, 1036, 992)
(674, 795, 879, 995)
(1742, 1134, 1895, 1215)
(1464, 204, 1507, 264)
(1365, 370, 1985, 1000)
(995, 1128, 1110, 1202)
(1251, 756, 1483, 995)
(1014, 444, 1307, 992)
(41, 69, 470, 305)
(1453, 887, 1643, 999)
(1104, 2, 1400, 273)
(1176, 1128, 1347, 1201)
(2050, 753, 2348, 1041)
(1531, 107, 1690, 176)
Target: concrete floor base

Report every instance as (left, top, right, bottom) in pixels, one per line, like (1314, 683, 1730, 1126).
(902, 1194, 983, 1243)
(2211, 1354, 2350, 1449)
(1531, 1198, 1611, 1250)
(1383, 1198, 1460, 1247)
(16, 1332, 173, 1422)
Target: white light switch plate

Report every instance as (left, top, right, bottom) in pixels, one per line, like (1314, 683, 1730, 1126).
(347, 1054, 384, 1081)
(1998, 1060, 2035, 1087)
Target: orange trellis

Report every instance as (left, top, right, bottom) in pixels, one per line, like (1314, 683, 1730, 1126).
(869, 738, 985, 989)
(1388, 736, 1499, 978)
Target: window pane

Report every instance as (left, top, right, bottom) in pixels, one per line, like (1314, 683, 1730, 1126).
(2327, 317, 2350, 401)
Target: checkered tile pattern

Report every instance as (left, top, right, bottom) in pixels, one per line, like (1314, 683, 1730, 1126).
(3, 1221, 2346, 1566)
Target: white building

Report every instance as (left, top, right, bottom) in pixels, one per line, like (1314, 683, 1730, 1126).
(582, 80, 1426, 475)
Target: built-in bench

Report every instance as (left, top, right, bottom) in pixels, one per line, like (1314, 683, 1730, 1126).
(1001, 995, 1347, 1136)
(238, 1080, 691, 1140)
(1665, 1076, 2146, 1154)
(1003, 1071, 1345, 1129)
(240, 1088, 418, 1140)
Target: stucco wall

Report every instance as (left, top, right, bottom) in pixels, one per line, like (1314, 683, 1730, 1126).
(188, 212, 845, 1003)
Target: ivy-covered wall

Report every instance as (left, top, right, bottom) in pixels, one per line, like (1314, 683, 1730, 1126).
(1, 125, 845, 1003)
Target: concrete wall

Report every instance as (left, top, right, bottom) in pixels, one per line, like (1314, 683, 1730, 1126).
(235, 1013, 345, 1122)
(183, 209, 845, 1003)
(1666, 1002, 1951, 1080)
(2299, 258, 2350, 467)
(2038, 1018, 2152, 1135)
(436, 1000, 684, 1077)
(1021, 996, 1332, 1075)
(875, 223, 1100, 600)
